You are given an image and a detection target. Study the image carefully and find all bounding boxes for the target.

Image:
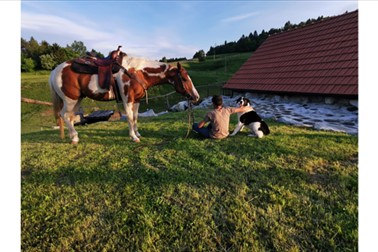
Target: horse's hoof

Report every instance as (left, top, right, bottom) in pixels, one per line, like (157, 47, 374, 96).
(131, 137, 140, 143)
(71, 141, 79, 144)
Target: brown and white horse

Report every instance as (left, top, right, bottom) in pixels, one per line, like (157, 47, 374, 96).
(49, 50, 200, 143)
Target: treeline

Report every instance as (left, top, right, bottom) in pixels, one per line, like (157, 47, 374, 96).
(21, 14, 330, 71)
(159, 56, 188, 63)
(193, 15, 330, 60)
(21, 38, 104, 72)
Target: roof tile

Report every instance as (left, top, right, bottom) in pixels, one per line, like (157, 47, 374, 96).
(224, 10, 358, 96)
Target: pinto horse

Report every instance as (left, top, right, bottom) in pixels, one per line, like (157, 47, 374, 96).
(49, 49, 200, 143)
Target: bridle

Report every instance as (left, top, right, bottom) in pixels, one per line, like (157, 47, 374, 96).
(175, 71, 193, 100)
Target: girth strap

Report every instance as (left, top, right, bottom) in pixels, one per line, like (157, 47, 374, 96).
(113, 79, 123, 117)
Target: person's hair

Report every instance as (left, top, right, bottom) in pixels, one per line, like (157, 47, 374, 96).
(212, 95, 223, 107)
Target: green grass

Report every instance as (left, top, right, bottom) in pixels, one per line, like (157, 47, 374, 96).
(21, 52, 358, 251)
(21, 110, 358, 251)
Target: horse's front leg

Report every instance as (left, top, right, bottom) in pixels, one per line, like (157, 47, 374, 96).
(125, 102, 140, 142)
(133, 102, 141, 138)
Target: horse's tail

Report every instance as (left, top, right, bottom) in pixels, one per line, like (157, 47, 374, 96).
(49, 67, 65, 139)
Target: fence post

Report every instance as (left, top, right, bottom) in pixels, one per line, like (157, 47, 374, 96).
(166, 95, 170, 109)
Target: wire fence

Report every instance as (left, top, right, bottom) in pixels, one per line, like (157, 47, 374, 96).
(78, 82, 228, 113)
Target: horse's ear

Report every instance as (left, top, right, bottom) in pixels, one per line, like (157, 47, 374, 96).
(177, 62, 182, 71)
(168, 66, 177, 77)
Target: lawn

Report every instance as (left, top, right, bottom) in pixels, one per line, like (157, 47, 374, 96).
(21, 110, 358, 251)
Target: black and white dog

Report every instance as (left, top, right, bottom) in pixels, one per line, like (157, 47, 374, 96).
(230, 97, 270, 138)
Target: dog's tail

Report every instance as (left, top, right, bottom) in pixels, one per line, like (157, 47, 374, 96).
(259, 120, 270, 135)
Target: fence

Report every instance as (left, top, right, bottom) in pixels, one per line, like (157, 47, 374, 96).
(99, 82, 227, 113)
(22, 82, 229, 114)
(137, 82, 227, 112)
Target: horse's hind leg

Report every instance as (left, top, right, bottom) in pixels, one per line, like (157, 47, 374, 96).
(124, 102, 140, 142)
(132, 102, 141, 138)
(58, 117, 65, 139)
(61, 99, 81, 144)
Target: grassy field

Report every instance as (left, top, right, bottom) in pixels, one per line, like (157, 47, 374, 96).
(21, 53, 358, 251)
(21, 112, 358, 251)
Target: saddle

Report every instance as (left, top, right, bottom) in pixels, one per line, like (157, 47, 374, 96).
(71, 46, 125, 90)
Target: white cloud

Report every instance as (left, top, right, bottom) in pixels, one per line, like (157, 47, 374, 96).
(122, 33, 198, 60)
(22, 13, 110, 40)
(21, 10, 197, 60)
(221, 12, 259, 23)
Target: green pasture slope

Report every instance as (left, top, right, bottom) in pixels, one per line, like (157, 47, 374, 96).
(21, 53, 358, 251)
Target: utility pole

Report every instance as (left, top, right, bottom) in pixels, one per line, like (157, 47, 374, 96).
(224, 56, 227, 72)
(213, 43, 216, 60)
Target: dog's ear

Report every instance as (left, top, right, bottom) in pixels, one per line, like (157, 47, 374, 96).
(245, 98, 251, 105)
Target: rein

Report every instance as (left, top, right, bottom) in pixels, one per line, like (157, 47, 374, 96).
(184, 98, 195, 139)
(176, 71, 195, 139)
(143, 87, 149, 105)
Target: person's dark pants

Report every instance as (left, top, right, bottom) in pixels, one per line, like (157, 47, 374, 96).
(192, 123, 211, 138)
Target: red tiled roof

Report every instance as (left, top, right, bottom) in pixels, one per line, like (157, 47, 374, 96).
(224, 10, 358, 96)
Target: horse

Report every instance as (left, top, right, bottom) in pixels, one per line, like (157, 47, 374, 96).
(49, 48, 200, 143)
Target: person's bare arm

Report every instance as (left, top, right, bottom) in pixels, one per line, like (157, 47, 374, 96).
(234, 106, 253, 113)
(198, 120, 206, 128)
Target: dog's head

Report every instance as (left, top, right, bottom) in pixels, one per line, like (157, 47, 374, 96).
(236, 97, 251, 107)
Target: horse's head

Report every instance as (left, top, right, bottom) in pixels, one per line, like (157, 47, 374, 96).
(168, 62, 200, 102)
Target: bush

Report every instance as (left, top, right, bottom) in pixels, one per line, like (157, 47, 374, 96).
(21, 57, 36, 72)
(40, 54, 57, 70)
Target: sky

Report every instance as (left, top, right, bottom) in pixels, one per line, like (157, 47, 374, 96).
(20, 0, 358, 60)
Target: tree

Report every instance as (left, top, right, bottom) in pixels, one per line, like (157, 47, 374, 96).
(284, 21, 293, 31)
(193, 50, 206, 61)
(87, 49, 105, 58)
(66, 40, 87, 58)
(160, 56, 167, 63)
(23, 36, 42, 69)
(197, 50, 206, 62)
(40, 40, 51, 55)
(21, 57, 36, 72)
(40, 54, 56, 70)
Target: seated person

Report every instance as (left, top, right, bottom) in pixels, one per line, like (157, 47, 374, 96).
(192, 95, 251, 139)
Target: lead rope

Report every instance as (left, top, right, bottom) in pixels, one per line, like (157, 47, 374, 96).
(184, 99, 194, 139)
(144, 89, 148, 105)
